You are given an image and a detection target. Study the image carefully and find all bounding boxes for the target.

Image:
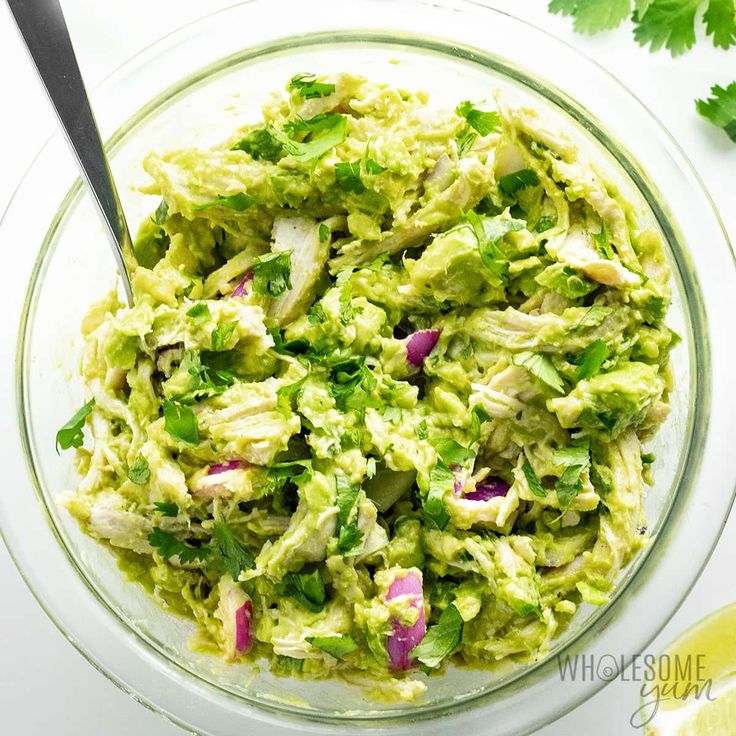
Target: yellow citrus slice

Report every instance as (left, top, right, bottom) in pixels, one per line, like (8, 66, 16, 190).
(643, 601, 736, 734)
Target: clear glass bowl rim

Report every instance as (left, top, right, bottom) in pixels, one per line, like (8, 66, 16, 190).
(2, 1, 735, 734)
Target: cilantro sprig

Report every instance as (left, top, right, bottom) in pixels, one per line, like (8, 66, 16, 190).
(696, 82, 736, 142)
(253, 251, 293, 298)
(55, 399, 94, 452)
(549, 0, 736, 55)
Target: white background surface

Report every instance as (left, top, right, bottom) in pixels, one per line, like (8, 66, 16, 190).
(0, 1, 734, 734)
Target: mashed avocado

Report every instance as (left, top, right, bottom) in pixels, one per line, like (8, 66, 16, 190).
(60, 73, 676, 702)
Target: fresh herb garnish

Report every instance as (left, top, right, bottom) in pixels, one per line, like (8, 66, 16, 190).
(364, 157, 385, 174)
(318, 223, 330, 243)
(415, 420, 429, 440)
(424, 461, 454, 530)
(430, 438, 475, 467)
(335, 474, 364, 556)
(154, 199, 169, 225)
(270, 115, 348, 163)
(308, 302, 326, 324)
(456, 101, 501, 135)
(410, 603, 464, 668)
(549, 0, 736, 54)
(253, 251, 293, 297)
(533, 215, 557, 233)
(186, 301, 211, 324)
(466, 211, 526, 281)
(696, 82, 736, 142)
(305, 634, 358, 659)
(153, 501, 179, 517)
(498, 168, 540, 196)
(470, 405, 492, 445)
(592, 222, 615, 259)
(289, 73, 336, 99)
(148, 527, 210, 564)
(231, 127, 284, 162)
(211, 522, 255, 581)
(522, 459, 547, 498)
(512, 351, 566, 393)
(276, 570, 326, 612)
(128, 454, 150, 485)
(193, 193, 256, 212)
(55, 399, 94, 452)
(335, 160, 366, 194)
(575, 339, 610, 380)
(211, 321, 237, 351)
(552, 443, 591, 509)
(162, 399, 200, 446)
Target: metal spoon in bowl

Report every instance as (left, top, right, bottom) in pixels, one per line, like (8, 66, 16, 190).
(7, 0, 135, 305)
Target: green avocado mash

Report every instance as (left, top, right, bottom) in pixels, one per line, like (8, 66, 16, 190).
(61, 73, 676, 702)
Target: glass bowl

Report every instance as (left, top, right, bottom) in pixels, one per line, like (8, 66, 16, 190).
(2, 1, 735, 734)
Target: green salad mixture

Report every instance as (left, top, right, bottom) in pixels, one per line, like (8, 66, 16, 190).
(61, 74, 676, 702)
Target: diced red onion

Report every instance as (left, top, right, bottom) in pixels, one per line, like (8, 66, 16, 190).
(234, 599, 254, 654)
(463, 477, 510, 501)
(406, 329, 441, 367)
(208, 460, 244, 475)
(386, 570, 426, 671)
(231, 272, 253, 298)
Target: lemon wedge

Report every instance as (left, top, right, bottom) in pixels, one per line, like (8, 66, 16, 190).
(643, 601, 736, 735)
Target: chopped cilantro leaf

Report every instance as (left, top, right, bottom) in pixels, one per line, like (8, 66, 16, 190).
(592, 222, 615, 259)
(231, 127, 284, 162)
(522, 459, 547, 498)
(55, 399, 94, 452)
(470, 405, 492, 445)
(318, 223, 330, 243)
(512, 351, 566, 393)
(455, 126, 477, 157)
(128, 454, 150, 485)
(430, 438, 475, 467)
(276, 570, 326, 612)
(456, 101, 501, 135)
(335, 474, 364, 556)
(415, 420, 429, 440)
(153, 501, 179, 517)
(211, 522, 255, 581)
(696, 82, 736, 142)
(162, 400, 200, 446)
(364, 157, 385, 174)
(424, 461, 454, 530)
(283, 112, 344, 135)
(308, 302, 326, 324)
(211, 321, 237, 351)
(253, 251, 293, 297)
(170, 350, 236, 404)
(533, 215, 557, 233)
(148, 527, 210, 564)
(552, 444, 591, 470)
(410, 603, 464, 668)
(498, 168, 540, 196)
(193, 193, 256, 212)
(186, 301, 211, 324)
(270, 115, 347, 162)
(575, 339, 610, 380)
(306, 634, 358, 659)
(289, 73, 336, 99)
(335, 160, 365, 194)
(266, 326, 310, 355)
(555, 465, 585, 508)
(154, 199, 169, 225)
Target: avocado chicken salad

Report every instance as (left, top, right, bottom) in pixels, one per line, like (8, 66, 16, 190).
(59, 73, 676, 702)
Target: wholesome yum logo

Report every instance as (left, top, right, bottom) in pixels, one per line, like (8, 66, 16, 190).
(556, 653, 716, 728)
